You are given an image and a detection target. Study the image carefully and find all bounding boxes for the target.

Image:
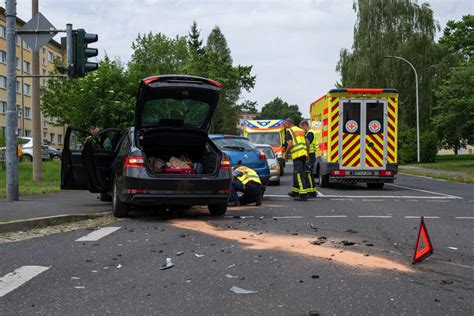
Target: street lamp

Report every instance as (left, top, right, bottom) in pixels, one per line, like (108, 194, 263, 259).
(385, 55, 420, 163)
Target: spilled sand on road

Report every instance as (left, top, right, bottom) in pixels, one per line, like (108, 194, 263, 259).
(170, 219, 412, 273)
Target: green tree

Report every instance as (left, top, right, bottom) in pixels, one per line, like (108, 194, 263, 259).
(258, 97, 303, 125)
(433, 60, 474, 154)
(42, 56, 134, 129)
(188, 21, 204, 55)
(438, 15, 474, 62)
(238, 100, 258, 114)
(336, 0, 442, 128)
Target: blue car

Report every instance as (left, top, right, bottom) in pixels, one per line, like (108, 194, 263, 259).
(210, 135, 270, 187)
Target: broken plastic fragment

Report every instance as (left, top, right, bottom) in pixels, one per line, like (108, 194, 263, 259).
(225, 274, 239, 279)
(160, 258, 174, 270)
(176, 251, 184, 256)
(310, 237, 327, 245)
(227, 264, 236, 269)
(194, 253, 204, 258)
(116, 264, 123, 269)
(346, 229, 358, 233)
(340, 240, 355, 246)
(74, 286, 85, 289)
(310, 223, 318, 230)
(448, 247, 458, 250)
(230, 286, 258, 294)
(71, 276, 81, 280)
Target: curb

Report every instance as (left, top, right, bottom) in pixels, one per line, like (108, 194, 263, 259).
(0, 211, 112, 234)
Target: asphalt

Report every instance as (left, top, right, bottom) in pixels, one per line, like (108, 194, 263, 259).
(0, 171, 473, 314)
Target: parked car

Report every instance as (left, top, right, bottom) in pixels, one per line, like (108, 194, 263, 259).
(210, 135, 270, 187)
(255, 144, 280, 185)
(47, 146, 61, 160)
(61, 75, 232, 217)
(17, 137, 50, 162)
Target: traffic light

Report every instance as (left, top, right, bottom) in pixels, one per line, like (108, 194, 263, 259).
(72, 29, 98, 77)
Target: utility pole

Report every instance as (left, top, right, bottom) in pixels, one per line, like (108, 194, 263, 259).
(385, 55, 421, 163)
(32, 0, 42, 181)
(5, 0, 19, 201)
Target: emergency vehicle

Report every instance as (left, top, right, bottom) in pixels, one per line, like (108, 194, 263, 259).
(243, 119, 286, 175)
(310, 88, 399, 188)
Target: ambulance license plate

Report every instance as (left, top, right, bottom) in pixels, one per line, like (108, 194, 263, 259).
(354, 171, 373, 176)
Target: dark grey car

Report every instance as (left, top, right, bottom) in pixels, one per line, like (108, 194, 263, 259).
(61, 75, 232, 217)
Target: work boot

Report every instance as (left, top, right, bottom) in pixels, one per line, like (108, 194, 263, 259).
(288, 191, 298, 198)
(294, 195, 308, 201)
(309, 192, 317, 198)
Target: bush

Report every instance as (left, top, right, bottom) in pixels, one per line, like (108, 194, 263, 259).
(398, 128, 439, 164)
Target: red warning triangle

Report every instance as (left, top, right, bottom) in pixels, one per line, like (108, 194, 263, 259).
(413, 216, 434, 264)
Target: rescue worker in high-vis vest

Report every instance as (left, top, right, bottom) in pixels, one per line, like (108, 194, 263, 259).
(284, 118, 311, 201)
(299, 120, 317, 198)
(229, 161, 262, 206)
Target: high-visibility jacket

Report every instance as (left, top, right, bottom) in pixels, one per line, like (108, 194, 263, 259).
(288, 126, 308, 160)
(306, 130, 317, 154)
(233, 166, 262, 185)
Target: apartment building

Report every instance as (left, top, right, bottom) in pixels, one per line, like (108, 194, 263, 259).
(0, 7, 66, 150)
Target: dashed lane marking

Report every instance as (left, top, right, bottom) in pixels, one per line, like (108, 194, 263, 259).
(426, 200, 451, 203)
(315, 215, 347, 218)
(404, 216, 440, 219)
(455, 217, 474, 219)
(265, 194, 460, 200)
(75, 227, 121, 242)
(272, 216, 304, 219)
(386, 183, 462, 199)
(330, 198, 354, 201)
(361, 199, 385, 202)
(358, 215, 392, 218)
(0, 266, 50, 298)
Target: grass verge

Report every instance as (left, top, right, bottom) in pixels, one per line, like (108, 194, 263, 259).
(399, 168, 474, 184)
(0, 160, 61, 198)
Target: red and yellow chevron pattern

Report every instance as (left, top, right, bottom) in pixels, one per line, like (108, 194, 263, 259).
(365, 134, 384, 167)
(341, 133, 361, 167)
(387, 97, 398, 163)
(328, 97, 340, 163)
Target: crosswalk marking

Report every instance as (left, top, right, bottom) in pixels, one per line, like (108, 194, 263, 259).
(0, 266, 50, 298)
(76, 227, 121, 242)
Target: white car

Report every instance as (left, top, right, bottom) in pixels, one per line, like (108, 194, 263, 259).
(256, 144, 280, 185)
(17, 137, 50, 162)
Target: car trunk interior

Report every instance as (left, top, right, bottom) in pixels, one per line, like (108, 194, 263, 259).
(140, 127, 220, 176)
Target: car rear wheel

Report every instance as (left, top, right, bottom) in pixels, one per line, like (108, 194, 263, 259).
(367, 183, 384, 189)
(208, 203, 228, 216)
(22, 154, 33, 162)
(112, 180, 129, 218)
(319, 172, 329, 188)
(51, 155, 61, 161)
(100, 192, 112, 202)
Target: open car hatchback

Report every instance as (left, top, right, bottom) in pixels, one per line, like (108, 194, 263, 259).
(61, 75, 232, 217)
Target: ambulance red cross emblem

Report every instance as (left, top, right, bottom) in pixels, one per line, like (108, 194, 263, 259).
(345, 120, 358, 133)
(368, 120, 381, 133)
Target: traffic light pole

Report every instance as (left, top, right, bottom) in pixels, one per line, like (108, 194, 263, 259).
(66, 24, 73, 80)
(5, 0, 19, 201)
(31, 0, 42, 182)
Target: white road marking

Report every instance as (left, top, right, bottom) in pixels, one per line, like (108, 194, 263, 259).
(0, 266, 50, 298)
(448, 247, 458, 250)
(76, 227, 121, 242)
(361, 199, 385, 202)
(266, 194, 459, 200)
(358, 215, 392, 218)
(315, 215, 347, 218)
(468, 201, 474, 203)
(272, 216, 303, 219)
(386, 183, 462, 199)
(330, 198, 354, 201)
(404, 216, 440, 219)
(427, 200, 451, 203)
(455, 217, 474, 219)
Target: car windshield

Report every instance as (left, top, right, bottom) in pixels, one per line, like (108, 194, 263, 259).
(141, 98, 210, 128)
(258, 147, 275, 159)
(213, 138, 256, 152)
(247, 132, 281, 146)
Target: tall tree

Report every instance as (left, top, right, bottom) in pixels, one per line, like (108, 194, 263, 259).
(438, 15, 474, 62)
(258, 98, 303, 125)
(188, 21, 204, 55)
(336, 0, 441, 128)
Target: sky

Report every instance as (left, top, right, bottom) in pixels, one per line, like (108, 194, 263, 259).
(12, 0, 474, 115)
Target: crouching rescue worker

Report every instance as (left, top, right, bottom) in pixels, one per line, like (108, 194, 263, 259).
(229, 161, 262, 207)
(299, 120, 317, 198)
(284, 118, 311, 201)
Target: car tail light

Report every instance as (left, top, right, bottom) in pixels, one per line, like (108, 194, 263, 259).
(380, 170, 394, 177)
(124, 155, 145, 169)
(208, 79, 222, 87)
(258, 152, 266, 160)
(220, 156, 231, 169)
(331, 170, 348, 176)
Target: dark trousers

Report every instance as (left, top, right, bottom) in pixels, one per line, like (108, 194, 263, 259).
(292, 156, 311, 197)
(230, 179, 262, 205)
(306, 153, 317, 196)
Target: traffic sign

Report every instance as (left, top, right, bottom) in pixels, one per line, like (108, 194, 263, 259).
(413, 216, 434, 264)
(19, 13, 57, 52)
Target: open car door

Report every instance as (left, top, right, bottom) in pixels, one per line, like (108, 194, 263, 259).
(61, 127, 90, 190)
(82, 128, 124, 193)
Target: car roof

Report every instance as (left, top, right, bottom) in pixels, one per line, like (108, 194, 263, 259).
(254, 143, 273, 148)
(209, 134, 248, 140)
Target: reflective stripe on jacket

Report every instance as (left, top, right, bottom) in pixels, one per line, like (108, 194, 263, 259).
(288, 126, 308, 160)
(233, 166, 262, 185)
(306, 130, 317, 154)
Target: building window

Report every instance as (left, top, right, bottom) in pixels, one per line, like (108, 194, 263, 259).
(23, 41, 31, 50)
(42, 69, 47, 86)
(50, 133, 55, 144)
(23, 61, 31, 73)
(0, 101, 6, 113)
(24, 106, 31, 119)
(48, 51, 54, 62)
(17, 105, 21, 118)
(58, 134, 63, 144)
(42, 57, 46, 65)
(0, 25, 5, 38)
(0, 76, 6, 89)
(0, 50, 6, 63)
(43, 132, 47, 140)
(15, 34, 21, 45)
(16, 80, 20, 93)
(25, 130, 32, 137)
(43, 121, 48, 128)
(16, 57, 20, 69)
(23, 83, 31, 96)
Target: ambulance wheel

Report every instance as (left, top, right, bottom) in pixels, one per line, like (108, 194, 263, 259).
(367, 183, 384, 189)
(208, 203, 228, 216)
(319, 173, 329, 188)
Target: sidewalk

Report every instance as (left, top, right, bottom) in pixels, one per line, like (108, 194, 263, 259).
(0, 191, 111, 231)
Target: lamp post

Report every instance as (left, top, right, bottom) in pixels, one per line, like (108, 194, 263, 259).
(385, 55, 420, 163)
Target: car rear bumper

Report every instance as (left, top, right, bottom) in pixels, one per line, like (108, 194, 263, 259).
(128, 193, 229, 206)
(329, 176, 395, 184)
